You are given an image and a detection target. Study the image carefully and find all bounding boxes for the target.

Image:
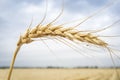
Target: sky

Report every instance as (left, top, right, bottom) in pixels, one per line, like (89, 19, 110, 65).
(0, 0, 120, 68)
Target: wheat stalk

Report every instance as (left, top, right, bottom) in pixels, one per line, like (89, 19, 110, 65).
(7, 24, 108, 80)
(7, 0, 120, 80)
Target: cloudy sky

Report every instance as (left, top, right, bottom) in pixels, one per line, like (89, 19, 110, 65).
(0, 0, 120, 68)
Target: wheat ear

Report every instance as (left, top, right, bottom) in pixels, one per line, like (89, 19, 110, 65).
(7, 23, 108, 80)
(7, 0, 120, 80)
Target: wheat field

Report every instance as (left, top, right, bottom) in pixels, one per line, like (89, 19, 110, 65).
(0, 69, 120, 80)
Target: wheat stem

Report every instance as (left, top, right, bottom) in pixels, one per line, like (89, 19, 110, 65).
(7, 45, 22, 80)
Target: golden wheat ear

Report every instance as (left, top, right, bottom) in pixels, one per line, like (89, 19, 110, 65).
(7, 0, 120, 80)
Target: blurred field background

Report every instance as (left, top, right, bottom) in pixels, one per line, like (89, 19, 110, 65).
(0, 68, 120, 80)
